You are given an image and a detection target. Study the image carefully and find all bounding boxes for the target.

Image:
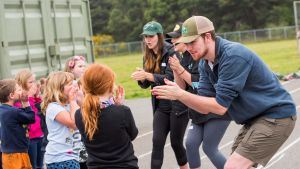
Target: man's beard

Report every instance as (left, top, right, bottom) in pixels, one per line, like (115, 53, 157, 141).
(201, 46, 209, 59)
(193, 45, 208, 61)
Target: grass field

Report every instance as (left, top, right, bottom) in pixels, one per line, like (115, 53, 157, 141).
(96, 39, 300, 99)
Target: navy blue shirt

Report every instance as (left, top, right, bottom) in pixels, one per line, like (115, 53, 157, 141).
(198, 37, 296, 124)
(180, 51, 230, 123)
(0, 104, 35, 153)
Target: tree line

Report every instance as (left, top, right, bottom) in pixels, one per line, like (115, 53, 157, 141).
(90, 0, 295, 42)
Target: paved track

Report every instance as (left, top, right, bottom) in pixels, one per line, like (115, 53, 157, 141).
(125, 79, 300, 169)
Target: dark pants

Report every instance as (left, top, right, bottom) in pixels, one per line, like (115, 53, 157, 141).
(80, 162, 88, 169)
(28, 137, 44, 169)
(151, 109, 189, 169)
(0, 152, 2, 169)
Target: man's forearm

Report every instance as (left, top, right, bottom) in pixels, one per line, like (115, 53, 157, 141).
(178, 90, 227, 115)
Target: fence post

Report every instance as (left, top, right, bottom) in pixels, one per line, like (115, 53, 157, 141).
(128, 42, 131, 54)
(268, 28, 272, 40)
(238, 31, 241, 42)
(140, 41, 144, 53)
(103, 45, 106, 57)
(283, 27, 287, 39)
(115, 44, 118, 56)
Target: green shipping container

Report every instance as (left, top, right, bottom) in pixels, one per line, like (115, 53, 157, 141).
(0, 0, 94, 79)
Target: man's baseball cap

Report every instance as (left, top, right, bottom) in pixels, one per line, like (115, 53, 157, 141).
(141, 21, 163, 35)
(177, 16, 214, 43)
(166, 23, 183, 38)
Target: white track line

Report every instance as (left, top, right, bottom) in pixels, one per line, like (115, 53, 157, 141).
(257, 153, 285, 169)
(138, 150, 152, 159)
(136, 131, 153, 139)
(257, 136, 300, 169)
(281, 81, 290, 85)
(290, 87, 300, 94)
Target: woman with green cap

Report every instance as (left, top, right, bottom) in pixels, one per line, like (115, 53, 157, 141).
(131, 21, 189, 169)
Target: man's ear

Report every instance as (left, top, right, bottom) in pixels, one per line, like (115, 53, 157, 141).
(204, 33, 211, 40)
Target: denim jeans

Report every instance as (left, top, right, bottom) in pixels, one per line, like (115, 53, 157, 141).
(28, 137, 44, 169)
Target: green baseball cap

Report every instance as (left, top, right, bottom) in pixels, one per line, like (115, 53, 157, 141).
(177, 16, 214, 43)
(141, 21, 163, 35)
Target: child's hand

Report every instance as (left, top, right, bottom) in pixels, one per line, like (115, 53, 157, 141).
(76, 89, 84, 107)
(114, 85, 125, 105)
(28, 83, 38, 97)
(35, 83, 41, 97)
(20, 89, 30, 107)
(68, 86, 78, 102)
(20, 90, 29, 102)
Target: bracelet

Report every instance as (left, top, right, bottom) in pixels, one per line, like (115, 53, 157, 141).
(178, 69, 185, 75)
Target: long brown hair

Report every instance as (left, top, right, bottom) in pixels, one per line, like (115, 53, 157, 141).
(144, 33, 164, 73)
(81, 63, 115, 140)
(41, 71, 74, 113)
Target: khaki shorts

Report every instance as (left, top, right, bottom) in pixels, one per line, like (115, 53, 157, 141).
(2, 152, 32, 169)
(231, 115, 296, 167)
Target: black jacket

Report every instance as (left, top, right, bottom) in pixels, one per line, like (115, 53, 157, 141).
(75, 105, 138, 169)
(138, 42, 178, 114)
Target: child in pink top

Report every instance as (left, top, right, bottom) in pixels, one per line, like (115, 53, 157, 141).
(15, 92, 43, 139)
(15, 70, 44, 169)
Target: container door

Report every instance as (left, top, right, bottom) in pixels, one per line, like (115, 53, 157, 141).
(48, 0, 94, 71)
(0, 0, 94, 79)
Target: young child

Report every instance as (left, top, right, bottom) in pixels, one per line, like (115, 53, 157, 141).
(75, 63, 138, 169)
(64, 55, 88, 168)
(41, 71, 81, 169)
(0, 79, 35, 169)
(64, 55, 86, 80)
(15, 69, 45, 169)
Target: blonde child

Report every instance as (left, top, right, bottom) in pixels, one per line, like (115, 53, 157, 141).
(64, 55, 86, 80)
(41, 71, 80, 169)
(15, 69, 45, 169)
(64, 55, 88, 168)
